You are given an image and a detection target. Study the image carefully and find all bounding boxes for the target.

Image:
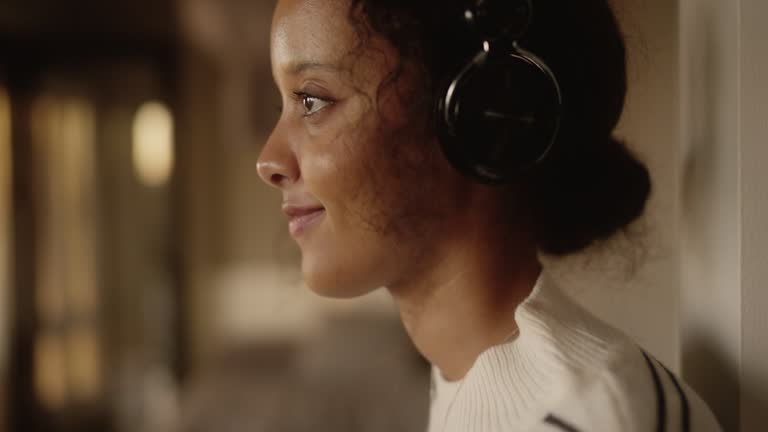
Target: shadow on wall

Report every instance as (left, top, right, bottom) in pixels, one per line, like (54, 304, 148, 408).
(680, 3, 740, 431)
(681, 335, 739, 430)
(686, 337, 768, 430)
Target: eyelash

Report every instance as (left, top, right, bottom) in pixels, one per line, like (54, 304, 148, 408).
(291, 91, 334, 117)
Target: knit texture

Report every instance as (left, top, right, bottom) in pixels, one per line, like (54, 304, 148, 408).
(427, 270, 722, 432)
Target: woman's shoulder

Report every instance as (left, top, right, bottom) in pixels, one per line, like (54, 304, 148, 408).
(532, 345, 723, 432)
(509, 271, 723, 431)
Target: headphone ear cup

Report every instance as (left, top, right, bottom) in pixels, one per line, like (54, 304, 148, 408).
(437, 48, 561, 183)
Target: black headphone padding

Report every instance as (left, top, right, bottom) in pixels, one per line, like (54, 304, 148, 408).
(436, 43, 561, 183)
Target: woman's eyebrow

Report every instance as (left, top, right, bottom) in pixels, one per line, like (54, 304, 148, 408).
(286, 61, 339, 75)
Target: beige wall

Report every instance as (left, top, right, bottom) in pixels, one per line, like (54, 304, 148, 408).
(680, 0, 768, 429)
(679, 0, 741, 429)
(739, 0, 768, 429)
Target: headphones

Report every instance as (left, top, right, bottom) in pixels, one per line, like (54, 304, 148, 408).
(436, 0, 562, 184)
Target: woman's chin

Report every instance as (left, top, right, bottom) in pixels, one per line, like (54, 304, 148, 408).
(298, 229, 396, 299)
(302, 275, 378, 299)
(301, 262, 380, 299)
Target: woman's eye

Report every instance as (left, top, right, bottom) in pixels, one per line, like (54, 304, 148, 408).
(296, 93, 333, 117)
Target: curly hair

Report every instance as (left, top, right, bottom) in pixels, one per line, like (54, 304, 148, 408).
(347, 0, 651, 256)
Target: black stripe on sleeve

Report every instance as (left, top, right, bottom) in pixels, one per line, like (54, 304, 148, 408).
(659, 363, 691, 432)
(544, 414, 581, 432)
(642, 350, 667, 432)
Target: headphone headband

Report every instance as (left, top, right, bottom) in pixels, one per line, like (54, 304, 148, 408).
(464, 0, 533, 42)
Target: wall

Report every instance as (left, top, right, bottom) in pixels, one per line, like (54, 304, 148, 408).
(680, 0, 768, 429)
(679, 0, 741, 428)
(739, 0, 768, 428)
(679, 2, 742, 428)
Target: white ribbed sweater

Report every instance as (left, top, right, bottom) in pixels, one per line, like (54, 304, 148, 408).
(427, 271, 722, 432)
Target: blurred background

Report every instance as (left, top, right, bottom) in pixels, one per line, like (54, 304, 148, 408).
(0, 1, 429, 431)
(0, 0, 766, 431)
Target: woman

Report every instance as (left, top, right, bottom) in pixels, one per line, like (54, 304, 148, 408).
(256, 0, 721, 430)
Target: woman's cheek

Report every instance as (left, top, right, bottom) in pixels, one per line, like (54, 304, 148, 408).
(302, 101, 373, 199)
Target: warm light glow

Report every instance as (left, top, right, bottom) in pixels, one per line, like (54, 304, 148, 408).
(30, 95, 103, 409)
(35, 332, 68, 409)
(32, 97, 98, 324)
(68, 325, 102, 401)
(0, 86, 12, 373)
(132, 102, 175, 187)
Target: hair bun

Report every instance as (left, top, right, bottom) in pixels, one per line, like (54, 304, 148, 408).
(524, 135, 652, 256)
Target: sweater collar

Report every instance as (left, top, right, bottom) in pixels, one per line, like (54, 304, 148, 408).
(430, 269, 621, 429)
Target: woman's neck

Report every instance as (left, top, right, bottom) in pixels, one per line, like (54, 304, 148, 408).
(387, 221, 542, 382)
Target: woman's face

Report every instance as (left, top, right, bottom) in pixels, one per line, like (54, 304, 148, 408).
(258, 0, 468, 297)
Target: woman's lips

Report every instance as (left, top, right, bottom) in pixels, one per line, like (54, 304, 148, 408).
(287, 208, 325, 238)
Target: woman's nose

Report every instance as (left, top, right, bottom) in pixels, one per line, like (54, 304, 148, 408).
(257, 128, 300, 189)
